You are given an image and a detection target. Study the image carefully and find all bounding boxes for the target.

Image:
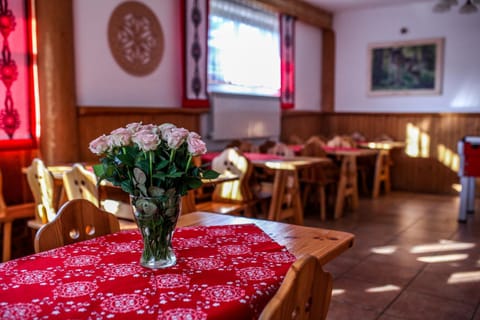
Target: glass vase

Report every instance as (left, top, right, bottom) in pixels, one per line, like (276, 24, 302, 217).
(130, 193, 181, 269)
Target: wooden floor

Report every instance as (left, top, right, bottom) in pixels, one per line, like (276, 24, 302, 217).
(303, 191, 480, 320)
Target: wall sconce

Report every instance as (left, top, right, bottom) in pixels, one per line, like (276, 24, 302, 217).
(433, 0, 480, 14)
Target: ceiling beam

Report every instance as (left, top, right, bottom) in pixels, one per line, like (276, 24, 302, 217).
(255, 0, 332, 29)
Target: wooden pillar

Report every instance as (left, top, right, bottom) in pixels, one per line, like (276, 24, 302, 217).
(321, 29, 335, 113)
(35, 0, 78, 165)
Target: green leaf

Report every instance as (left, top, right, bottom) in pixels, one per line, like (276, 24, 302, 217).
(155, 159, 169, 170)
(120, 180, 134, 194)
(117, 153, 135, 166)
(203, 170, 220, 179)
(166, 172, 183, 178)
(93, 164, 104, 177)
(187, 178, 202, 189)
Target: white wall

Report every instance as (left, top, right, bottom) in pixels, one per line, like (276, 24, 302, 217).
(334, 2, 480, 113)
(73, 0, 322, 112)
(295, 21, 322, 110)
(74, 0, 182, 107)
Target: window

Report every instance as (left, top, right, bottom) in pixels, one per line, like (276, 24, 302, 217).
(208, 0, 280, 97)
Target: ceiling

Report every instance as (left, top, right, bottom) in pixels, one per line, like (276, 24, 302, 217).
(303, 0, 434, 13)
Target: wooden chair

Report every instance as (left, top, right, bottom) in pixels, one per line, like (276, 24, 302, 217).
(34, 199, 120, 253)
(25, 158, 56, 229)
(288, 134, 304, 145)
(196, 148, 255, 216)
(334, 155, 359, 219)
(299, 139, 338, 221)
(62, 163, 99, 206)
(0, 169, 35, 261)
(372, 149, 391, 198)
(259, 254, 333, 320)
(268, 142, 295, 157)
(225, 139, 259, 153)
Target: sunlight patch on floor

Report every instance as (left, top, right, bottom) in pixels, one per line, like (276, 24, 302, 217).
(410, 240, 475, 254)
(416, 253, 469, 263)
(365, 285, 401, 293)
(370, 245, 397, 254)
(332, 288, 345, 296)
(447, 271, 480, 284)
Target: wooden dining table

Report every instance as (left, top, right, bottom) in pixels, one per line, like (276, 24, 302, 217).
(179, 212, 354, 264)
(250, 156, 333, 225)
(0, 211, 354, 319)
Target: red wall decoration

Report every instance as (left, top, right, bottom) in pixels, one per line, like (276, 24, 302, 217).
(0, 0, 36, 150)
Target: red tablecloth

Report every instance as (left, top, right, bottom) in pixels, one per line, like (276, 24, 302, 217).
(201, 152, 282, 163)
(322, 146, 361, 152)
(0, 224, 295, 319)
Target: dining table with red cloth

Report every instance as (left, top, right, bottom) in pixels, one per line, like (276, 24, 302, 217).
(0, 224, 296, 320)
(200, 152, 283, 164)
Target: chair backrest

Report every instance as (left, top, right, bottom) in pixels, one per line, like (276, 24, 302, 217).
(26, 158, 56, 223)
(63, 163, 99, 207)
(211, 148, 253, 202)
(267, 142, 295, 157)
(327, 135, 356, 148)
(301, 138, 327, 158)
(288, 134, 304, 145)
(259, 255, 333, 320)
(34, 199, 120, 253)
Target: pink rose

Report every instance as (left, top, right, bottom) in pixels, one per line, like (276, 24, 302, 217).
(141, 124, 159, 134)
(164, 127, 189, 149)
(109, 128, 132, 147)
(132, 130, 161, 151)
(125, 122, 143, 133)
(187, 131, 207, 156)
(89, 134, 110, 155)
(158, 123, 177, 138)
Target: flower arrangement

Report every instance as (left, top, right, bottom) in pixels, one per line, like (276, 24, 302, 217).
(89, 122, 218, 268)
(89, 122, 218, 199)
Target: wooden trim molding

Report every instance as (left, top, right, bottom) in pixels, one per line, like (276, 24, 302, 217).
(321, 29, 335, 112)
(255, 0, 332, 29)
(78, 106, 209, 116)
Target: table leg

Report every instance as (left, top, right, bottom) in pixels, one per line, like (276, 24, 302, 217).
(267, 170, 304, 225)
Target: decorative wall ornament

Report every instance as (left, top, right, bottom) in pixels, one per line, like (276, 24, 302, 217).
(280, 14, 295, 110)
(183, 0, 209, 108)
(108, 1, 164, 76)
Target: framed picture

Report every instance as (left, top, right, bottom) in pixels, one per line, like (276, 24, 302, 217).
(367, 38, 444, 96)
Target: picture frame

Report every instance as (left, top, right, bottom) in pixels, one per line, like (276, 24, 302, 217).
(367, 38, 444, 96)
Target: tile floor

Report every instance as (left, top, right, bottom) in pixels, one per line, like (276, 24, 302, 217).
(302, 191, 480, 320)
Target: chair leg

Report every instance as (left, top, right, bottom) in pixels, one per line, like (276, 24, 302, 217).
(318, 186, 326, 221)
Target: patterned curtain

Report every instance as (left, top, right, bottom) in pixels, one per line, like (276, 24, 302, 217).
(183, 0, 209, 108)
(280, 14, 295, 110)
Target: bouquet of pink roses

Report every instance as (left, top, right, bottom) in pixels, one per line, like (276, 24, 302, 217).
(89, 122, 218, 198)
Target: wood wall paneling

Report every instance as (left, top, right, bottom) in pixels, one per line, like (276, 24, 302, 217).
(281, 111, 480, 195)
(77, 107, 208, 162)
(0, 149, 38, 204)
